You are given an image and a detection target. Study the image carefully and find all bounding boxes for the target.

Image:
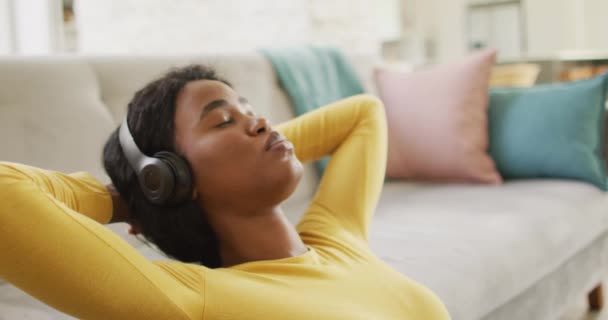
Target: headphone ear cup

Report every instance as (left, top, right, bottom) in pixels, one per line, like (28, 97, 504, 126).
(154, 151, 193, 204)
(137, 157, 175, 205)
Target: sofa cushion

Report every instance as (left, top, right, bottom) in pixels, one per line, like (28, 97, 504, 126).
(89, 55, 296, 124)
(0, 282, 77, 320)
(489, 73, 608, 190)
(369, 180, 608, 320)
(485, 231, 608, 320)
(0, 58, 115, 182)
(375, 49, 501, 184)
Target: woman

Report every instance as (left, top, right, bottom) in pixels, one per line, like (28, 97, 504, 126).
(0, 65, 450, 319)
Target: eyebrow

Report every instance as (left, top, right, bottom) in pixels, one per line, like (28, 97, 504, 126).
(199, 96, 249, 121)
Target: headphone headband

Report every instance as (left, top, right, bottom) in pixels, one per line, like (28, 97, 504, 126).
(119, 118, 148, 172)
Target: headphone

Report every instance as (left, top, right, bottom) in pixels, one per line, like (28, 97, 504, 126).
(118, 118, 193, 205)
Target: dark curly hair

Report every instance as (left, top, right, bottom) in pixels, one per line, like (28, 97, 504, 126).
(102, 65, 231, 268)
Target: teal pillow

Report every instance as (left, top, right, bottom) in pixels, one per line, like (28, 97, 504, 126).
(488, 73, 608, 189)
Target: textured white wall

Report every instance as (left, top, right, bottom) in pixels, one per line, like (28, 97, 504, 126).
(75, 0, 383, 55)
(75, 0, 311, 54)
(309, 0, 381, 54)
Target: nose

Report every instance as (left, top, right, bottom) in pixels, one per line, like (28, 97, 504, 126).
(248, 116, 270, 135)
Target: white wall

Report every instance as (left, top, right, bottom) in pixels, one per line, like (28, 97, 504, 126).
(515, 0, 608, 57)
(404, 0, 468, 64)
(308, 0, 382, 54)
(0, 0, 12, 54)
(375, 0, 402, 41)
(524, 0, 579, 58)
(13, 0, 63, 54)
(583, 0, 608, 51)
(433, 0, 468, 63)
(406, 0, 608, 64)
(75, 0, 384, 55)
(76, 0, 311, 54)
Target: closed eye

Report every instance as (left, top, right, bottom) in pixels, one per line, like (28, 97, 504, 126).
(216, 118, 234, 128)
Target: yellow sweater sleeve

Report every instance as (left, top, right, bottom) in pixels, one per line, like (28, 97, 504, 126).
(0, 162, 204, 320)
(276, 94, 388, 242)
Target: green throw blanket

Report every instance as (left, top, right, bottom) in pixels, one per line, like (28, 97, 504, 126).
(260, 46, 365, 176)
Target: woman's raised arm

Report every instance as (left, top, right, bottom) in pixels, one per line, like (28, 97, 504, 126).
(0, 162, 204, 319)
(276, 94, 388, 243)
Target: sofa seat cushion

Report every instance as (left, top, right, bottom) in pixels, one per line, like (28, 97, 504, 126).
(369, 180, 608, 320)
(0, 282, 77, 319)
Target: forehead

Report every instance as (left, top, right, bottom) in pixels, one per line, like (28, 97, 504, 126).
(176, 80, 237, 109)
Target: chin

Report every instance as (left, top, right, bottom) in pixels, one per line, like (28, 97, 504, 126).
(273, 158, 304, 202)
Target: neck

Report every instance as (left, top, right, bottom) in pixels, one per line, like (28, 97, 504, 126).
(208, 206, 308, 267)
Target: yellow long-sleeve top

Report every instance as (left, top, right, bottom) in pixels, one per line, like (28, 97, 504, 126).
(0, 95, 450, 320)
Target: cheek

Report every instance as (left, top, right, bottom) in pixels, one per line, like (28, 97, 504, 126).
(187, 134, 260, 189)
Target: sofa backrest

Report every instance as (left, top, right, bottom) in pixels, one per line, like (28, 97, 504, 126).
(0, 53, 377, 207)
(0, 57, 116, 181)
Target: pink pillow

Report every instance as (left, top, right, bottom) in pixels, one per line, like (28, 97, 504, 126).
(375, 49, 502, 184)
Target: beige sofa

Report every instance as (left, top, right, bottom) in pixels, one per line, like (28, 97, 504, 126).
(1, 54, 608, 320)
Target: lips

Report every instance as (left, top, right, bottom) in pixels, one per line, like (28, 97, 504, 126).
(265, 131, 286, 151)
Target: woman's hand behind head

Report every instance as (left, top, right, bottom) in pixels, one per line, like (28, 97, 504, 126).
(106, 183, 142, 234)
